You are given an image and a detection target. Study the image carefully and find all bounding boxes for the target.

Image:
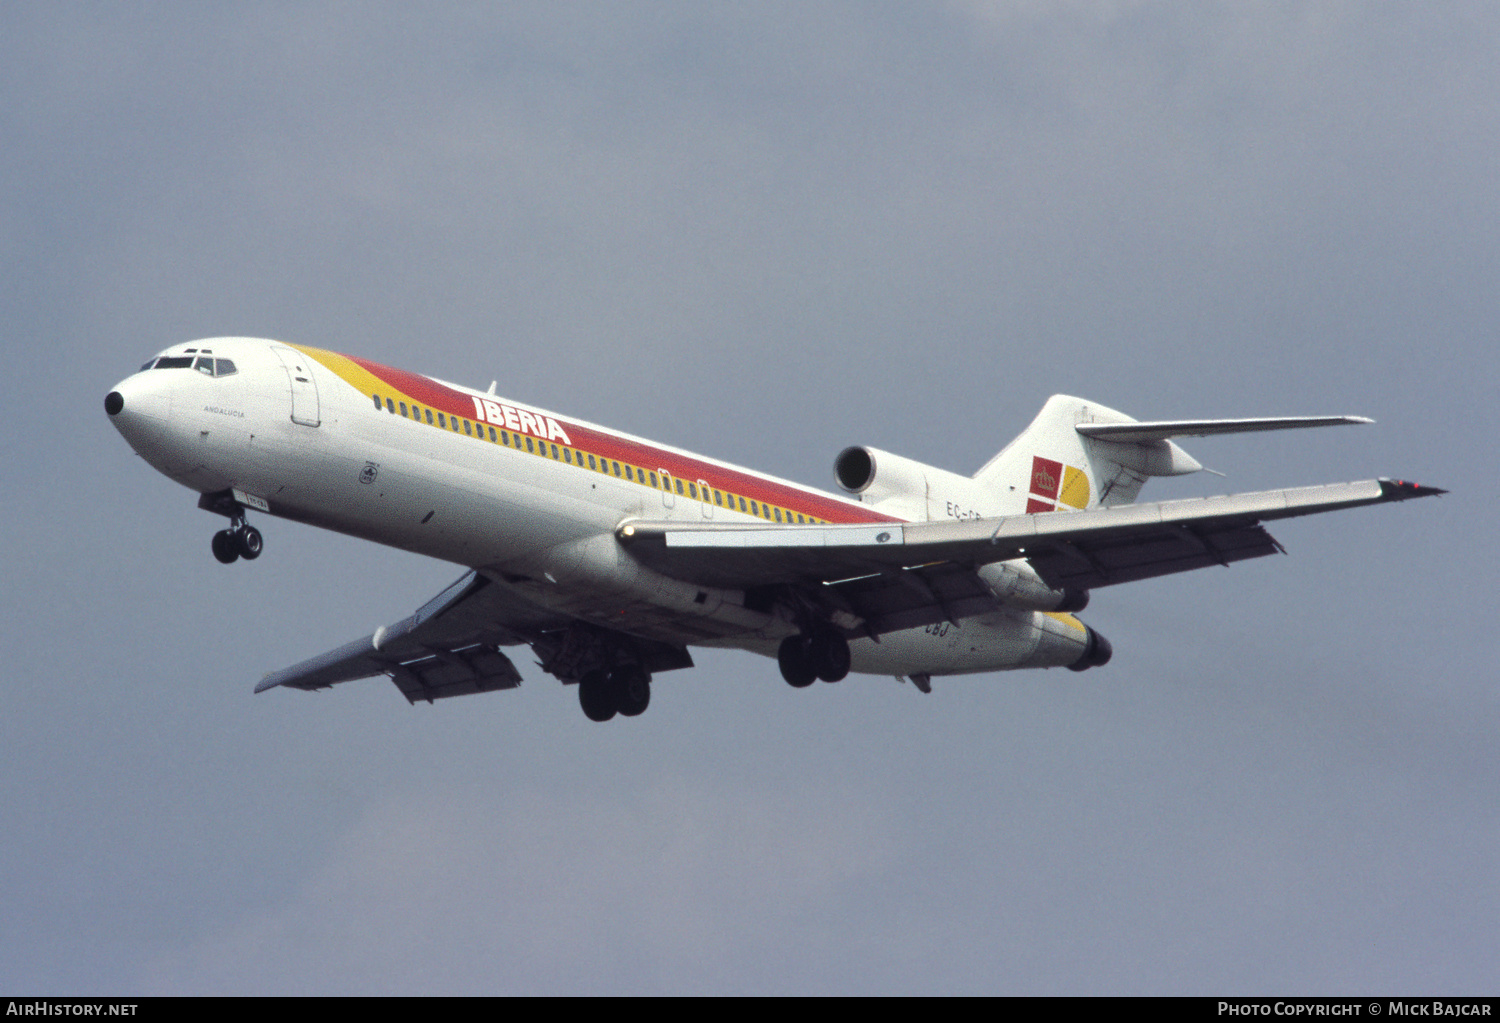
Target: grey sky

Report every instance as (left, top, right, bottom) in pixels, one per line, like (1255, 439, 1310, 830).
(3, 1, 1495, 994)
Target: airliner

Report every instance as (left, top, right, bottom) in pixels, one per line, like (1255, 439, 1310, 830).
(104, 337, 1441, 721)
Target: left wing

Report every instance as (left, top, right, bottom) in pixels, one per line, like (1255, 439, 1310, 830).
(255, 570, 558, 703)
(617, 478, 1442, 632)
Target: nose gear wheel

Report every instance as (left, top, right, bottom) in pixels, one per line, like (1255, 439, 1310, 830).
(204, 492, 264, 565)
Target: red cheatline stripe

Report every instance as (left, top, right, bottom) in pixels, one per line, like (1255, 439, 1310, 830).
(346, 352, 898, 525)
(343, 353, 475, 417)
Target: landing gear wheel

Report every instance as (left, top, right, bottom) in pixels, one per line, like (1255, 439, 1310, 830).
(235, 525, 263, 560)
(211, 530, 239, 564)
(578, 670, 618, 722)
(809, 628, 851, 683)
(612, 666, 651, 717)
(778, 635, 817, 688)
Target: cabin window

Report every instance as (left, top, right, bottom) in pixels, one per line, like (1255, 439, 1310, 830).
(674, 478, 684, 496)
(624, 466, 633, 481)
(549, 443, 557, 459)
(774, 507, 783, 522)
(399, 402, 408, 417)
(451, 417, 459, 432)
(649, 472, 658, 487)
(425, 409, 433, 425)
(464, 420, 472, 435)
(714, 490, 723, 506)
(525, 437, 534, 453)
(488, 426, 496, 441)
(688, 483, 697, 499)
(738, 496, 747, 512)
(386, 398, 395, 414)
(587, 454, 596, 470)
(437, 413, 446, 428)
(750, 501, 759, 516)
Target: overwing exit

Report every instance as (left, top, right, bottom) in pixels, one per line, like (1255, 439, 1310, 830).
(105, 338, 1442, 720)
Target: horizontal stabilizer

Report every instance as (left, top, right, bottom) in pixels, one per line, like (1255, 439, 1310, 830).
(1076, 415, 1373, 444)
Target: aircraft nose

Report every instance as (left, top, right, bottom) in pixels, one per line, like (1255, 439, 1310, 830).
(104, 370, 175, 455)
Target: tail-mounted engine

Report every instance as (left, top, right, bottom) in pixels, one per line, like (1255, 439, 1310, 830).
(833, 445, 991, 521)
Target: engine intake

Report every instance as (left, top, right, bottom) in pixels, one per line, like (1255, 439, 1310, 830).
(833, 446, 877, 493)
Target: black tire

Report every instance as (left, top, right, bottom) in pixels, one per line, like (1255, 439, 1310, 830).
(236, 525, 263, 560)
(810, 628, 851, 683)
(778, 635, 817, 688)
(211, 530, 239, 564)
(612, 666, 651, 717)
(578, 670, 618, 722)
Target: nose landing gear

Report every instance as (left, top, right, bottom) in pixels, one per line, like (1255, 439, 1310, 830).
(211, 522, 263, 564)
(199, 490, 264, 565)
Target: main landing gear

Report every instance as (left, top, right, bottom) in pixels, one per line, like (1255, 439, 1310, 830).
(778, 627, 851, 688)
(578, 664, 652, 722)
(211, 518, 263, 564)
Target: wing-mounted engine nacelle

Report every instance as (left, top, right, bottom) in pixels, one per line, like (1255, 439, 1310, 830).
(833, 445, 990, 521)
(977, 559, 1089, 613)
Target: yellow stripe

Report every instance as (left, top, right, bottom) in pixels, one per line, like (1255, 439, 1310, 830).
(1043, 611, 1086, 632)
(286, 344, 391, 400)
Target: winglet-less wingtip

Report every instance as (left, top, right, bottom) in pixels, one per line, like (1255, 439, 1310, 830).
(1378, 478, 1447, 500)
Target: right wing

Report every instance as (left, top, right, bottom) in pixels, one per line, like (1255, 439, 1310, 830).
(617, 478, 1443, 633)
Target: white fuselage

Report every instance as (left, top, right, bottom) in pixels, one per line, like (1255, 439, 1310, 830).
(106, 337, 1095, 681)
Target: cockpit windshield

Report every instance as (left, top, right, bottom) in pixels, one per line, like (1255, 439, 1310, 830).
(141, 353, 237, 376)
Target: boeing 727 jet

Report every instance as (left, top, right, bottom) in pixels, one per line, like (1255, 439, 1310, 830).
(105, 338, 1441, 721)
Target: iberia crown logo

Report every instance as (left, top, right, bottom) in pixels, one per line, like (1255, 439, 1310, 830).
(1027, 456, 1090, 513)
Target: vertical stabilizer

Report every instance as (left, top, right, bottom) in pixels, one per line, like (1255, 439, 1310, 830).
(973, 395, 1203, 514)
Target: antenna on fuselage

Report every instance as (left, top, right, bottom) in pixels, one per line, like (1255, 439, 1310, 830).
(487, 381, 497, 394)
